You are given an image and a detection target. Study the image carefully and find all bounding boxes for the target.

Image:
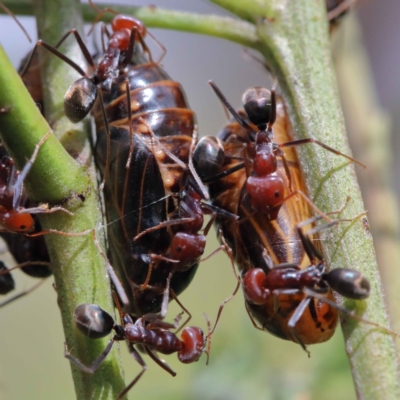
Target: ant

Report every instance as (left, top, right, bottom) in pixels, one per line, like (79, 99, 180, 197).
(66, 294, 208, 399)
(241, 215, 372, 352)
(195, 81, 364, 222)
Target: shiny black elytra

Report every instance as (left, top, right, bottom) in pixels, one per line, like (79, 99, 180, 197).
(67, 303, 206, 399)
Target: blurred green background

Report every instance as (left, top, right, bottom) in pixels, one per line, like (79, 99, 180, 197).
(1, 1, 399, 399)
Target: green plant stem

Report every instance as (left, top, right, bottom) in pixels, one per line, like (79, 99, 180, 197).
(334, 16, 400, 356)
(0, 44, 125, 400)
(0, 0, 126, 399)
(2, 1, 259, 50)
(227, 1, 399, 398)
(34, 0, 125, 398)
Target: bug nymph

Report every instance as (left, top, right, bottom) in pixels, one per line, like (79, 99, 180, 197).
(22, 5, 211, 322)
(91, 14, 202, 317)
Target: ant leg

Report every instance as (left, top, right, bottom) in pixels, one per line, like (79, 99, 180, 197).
(133, 217, 193, 241)
(0, 278, 47, 308)
(327, 0, 356, 21)
(286, 296, 312, 356)
(187, 126, 209, 200)
(202, 212, 217, 236)
(64, 338, 116, 374)
(139, 117, 187, 169)
(279, 137, 365, 168)
(201, 203, 238, 223)
(244, 301, 265, 331)
(20, 35, 89, 78)
(208, 80, 255, 133)
(275, 147, 292, 191)
(170, 290, 193, 333)
(13, 130, 52, 209)
(87, 0, 118, 36)
(297, 208, 367, 263)
(26, 228, 130, 307)
(116, 344, 148, 399)
(0, 261, 51, 275)
(18, 204, 74, 217)
(97, 91, 110, 191)
(143, 346, 176, 377)
(147, 30, 167, 63)
(202, 161, 245, 184)
(302, 288, 400, 339)
(134, 28, 154, 63)
(90, 229, 130, 307)
(275, 189, 334, 223)
(203, 313, 212, 365)
(0, 3, 32, 42)
(207, 231, 241, 338)
(123, 80, 134, 169)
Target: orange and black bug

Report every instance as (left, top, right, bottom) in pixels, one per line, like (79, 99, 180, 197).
(195, 85, 370, 349)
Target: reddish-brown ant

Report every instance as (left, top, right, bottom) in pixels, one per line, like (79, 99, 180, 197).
(195, 81, 364, 222)
(65, 295, 208, 399)
(241, 216, 371, 352)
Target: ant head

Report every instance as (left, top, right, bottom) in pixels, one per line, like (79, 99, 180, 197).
(242, 87, 273, 131)
(73, 303, 115, 339)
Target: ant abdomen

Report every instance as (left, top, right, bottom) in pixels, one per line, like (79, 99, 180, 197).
(178, 326, 205, 363)
(193, 136, 225, 180)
